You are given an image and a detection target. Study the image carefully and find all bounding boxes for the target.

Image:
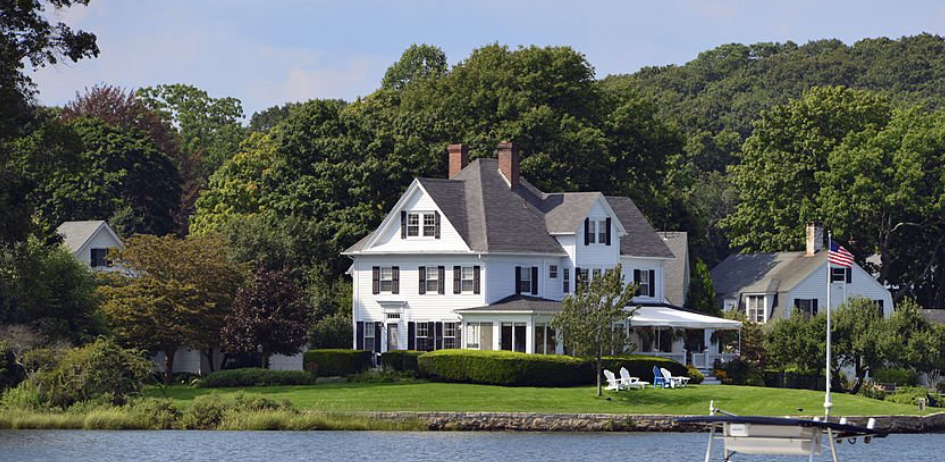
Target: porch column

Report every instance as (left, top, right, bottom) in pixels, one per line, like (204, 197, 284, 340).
(492, 322, 501, 350)
(460, 319, 467, 350)
(525, 317, 535, 354)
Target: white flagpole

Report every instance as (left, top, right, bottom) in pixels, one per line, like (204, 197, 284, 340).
(825, 231, 833, 419)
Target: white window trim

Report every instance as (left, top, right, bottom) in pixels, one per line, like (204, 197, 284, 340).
(746, 294, 767, 323)
(597, 219, 607, 244)
(379, 267, 394, 293)
(549, 265, 558, 279)
(424, 266, 439, 294)
(460, 266, 475, 293)
(519, 267, 532, 293)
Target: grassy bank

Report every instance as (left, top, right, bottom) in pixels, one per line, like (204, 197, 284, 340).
(0, 407, 423, 431)
(149, 383, 930, 416)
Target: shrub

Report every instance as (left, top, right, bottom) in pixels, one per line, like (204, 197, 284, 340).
(197, 368, 315, 388)
(347, 369, 421, 384)
(303, 349, 372, 377)
(182, 392, 293, 429)
(419, 350, 589, 386)
(600, 355, 689, 382)
(686, 365, 706, 385)
(380, 350, 423, 373)
(309, 312, 353, 349)
(872, 367, 919, 387)
(125, 398, 181, 429)
(885, 386, 934, 407)
(718, 358, 764, 386)
(0, 342, 24, 391)
(23, 338, 152, 408)
(857, 381, 888, 401)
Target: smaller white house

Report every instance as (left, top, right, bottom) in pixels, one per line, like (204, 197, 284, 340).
(56, 220, 304, 374)
(711, 224, 894, 323)
(57, 220, 124, 272)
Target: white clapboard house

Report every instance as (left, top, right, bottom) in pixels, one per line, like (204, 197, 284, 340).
(344, 142, 741, 371)
(711, 224, 894, 323)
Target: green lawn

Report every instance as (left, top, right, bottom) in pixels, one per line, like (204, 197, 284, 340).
(147, 382, 931, 416)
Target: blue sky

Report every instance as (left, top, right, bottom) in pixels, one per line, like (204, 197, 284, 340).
(34, 0, 945, 117)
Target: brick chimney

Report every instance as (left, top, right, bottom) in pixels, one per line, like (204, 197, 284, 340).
(497, 141, 519, 188)
(806, 223, 824, 256)
(447, 143, 468, 179)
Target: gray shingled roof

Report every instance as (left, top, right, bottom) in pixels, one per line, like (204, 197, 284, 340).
(658, 231, 689, 307)
(345, 158, 671, 258)
(711, 251, 827, 297)
(607, 197, 675, 259)
(457, 295, 563, 313)
(56, 221, 108, 253)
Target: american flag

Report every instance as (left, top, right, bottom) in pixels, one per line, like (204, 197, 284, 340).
(828, 239, 855, 268)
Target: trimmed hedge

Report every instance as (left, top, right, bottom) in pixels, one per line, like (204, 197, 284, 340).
(303, 349, 372, 377)
(418, 350, 588, 386)
(380, 350, 423, 373)
(197, 368, 316, 388)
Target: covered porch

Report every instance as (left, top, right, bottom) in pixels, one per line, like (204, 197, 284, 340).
(456, 296, 742, 371)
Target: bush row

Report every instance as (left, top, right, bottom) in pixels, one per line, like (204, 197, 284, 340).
(417, 350, 690, 387)
(303, 349, 372, 377)
(380, 350, 423, 373)
(196, 368, 316, 388)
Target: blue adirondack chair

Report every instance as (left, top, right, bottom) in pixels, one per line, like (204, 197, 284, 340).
(652, 366, 668, 388)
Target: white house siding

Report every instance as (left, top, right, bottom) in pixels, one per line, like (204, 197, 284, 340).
(786, 262, 893, 319)
(76, 227, 123, 272)
(482, 255, 566, 304)
(622, 257, 666, 304)
(366, 185, 470, 253)
(574, 201, 621, 269)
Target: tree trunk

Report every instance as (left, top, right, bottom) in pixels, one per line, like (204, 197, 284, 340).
(261, 350, 270, 370)
(163, 347, 177, 385)
(202, 349, 215, 373)
(596, 358, 603, 397)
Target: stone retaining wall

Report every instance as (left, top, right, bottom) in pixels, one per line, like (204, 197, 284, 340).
(365, 411, 945, 433)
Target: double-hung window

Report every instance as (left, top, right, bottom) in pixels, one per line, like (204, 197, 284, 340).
(425, 266, 439, 293)
(746, 295, 765, 323)
(588, 221, 598, 244)
(597, 220, 607, 244)
(407, 213, 420, 237)
(549, 265, 558, 279)
(563, 268, 570, 293)
(636, 270, 651, 296)
(423, 214, 436, 236)
(379, 267, 394, 293)
(794, 299, 817, 319)
(443, 322, 457, 349)
(460, 267, 475, 293)
(416, 323, 429, 351)
(364, 325, 376, 352)
(830, 267, 851, 283)
(90, 248, 110, 268)
(518, 268, 532, 294)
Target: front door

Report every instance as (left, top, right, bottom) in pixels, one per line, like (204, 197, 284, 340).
(387, 324, 400, 351)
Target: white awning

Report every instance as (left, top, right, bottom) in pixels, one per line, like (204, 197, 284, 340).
(628, 306, 742, 330)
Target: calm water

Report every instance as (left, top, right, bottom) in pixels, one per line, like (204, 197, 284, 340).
(0, 430, 939, 462)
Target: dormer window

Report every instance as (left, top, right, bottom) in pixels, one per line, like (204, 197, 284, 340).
(597, 220, 607, 244)
(90, 248, 111, 268)
(588, 220, 598, 244)
(583, 217, 612, 246)
(402, 211, 440, 239)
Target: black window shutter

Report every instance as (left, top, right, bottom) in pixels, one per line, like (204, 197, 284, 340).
(605, 217, 612, 246)
(374, 323, 382, 353)
(812, 299, 819, 316)
(453, 266, 461, 294)
(427, 321, 436, 351)
(584, 218, 590, 245)
(419, 266, 426, 294)
(438, 266, 445, 294)
(633, 269, 641, 295)
(455, 324, 462, 349)
(648, 270, 656, 297)
(434, 211, 441, 239)
(515, 266, 522, 294)
(473, 266, 481, 294)
(372, 266, 380, 294)
(408, 322, 416, 350)
(401, 211, 407, 239)
(435, 322, 443, 350)
(356, 322, 365, 350)
(563, 269, 569, 293)
(846, 267, 852, 284)
(392, 267, 400, 294)
(531, 266, 539, 295)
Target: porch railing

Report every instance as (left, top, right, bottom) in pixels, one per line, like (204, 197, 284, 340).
(635, 351, 686, 365)
(637, 351, 737, 370)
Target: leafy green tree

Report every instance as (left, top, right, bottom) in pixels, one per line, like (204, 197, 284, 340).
(381, 43, 448, 90)
(101, 234, 245, 383)
(879, 299, 945, 378)
(137, 84, 247, 180)
(0, 240, 104, 344)
(552, 264, 637, 397)
(725, 86, 893, 253)
(686, 258, 719, 315)
(222, 266, 312, 368)
(249, 103, 298, 133)
(33, 117, 182, 237)
(833, 298, 886, 394)
(765, 310, 827, 374)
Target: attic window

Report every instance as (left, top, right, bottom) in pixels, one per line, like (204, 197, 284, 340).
(407, 214, 420, 237)
(90, 248, 110, 268)
(423, 214, 436, 236)
(403, 212, 440, 239)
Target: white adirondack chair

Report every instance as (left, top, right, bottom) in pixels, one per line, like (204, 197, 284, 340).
(620, 367, 648, 389)
(604, 369, 624, 391)
(661, 367, 690, 388)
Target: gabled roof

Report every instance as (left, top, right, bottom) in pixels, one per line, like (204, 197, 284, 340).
(658, 231, 689, 306)
(711, 251, 827, 296)
(56, 220, 123, 254)
(345, 158, 670, 257)
(607, 197, 675, 259)
(457, 294, 563, 313)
